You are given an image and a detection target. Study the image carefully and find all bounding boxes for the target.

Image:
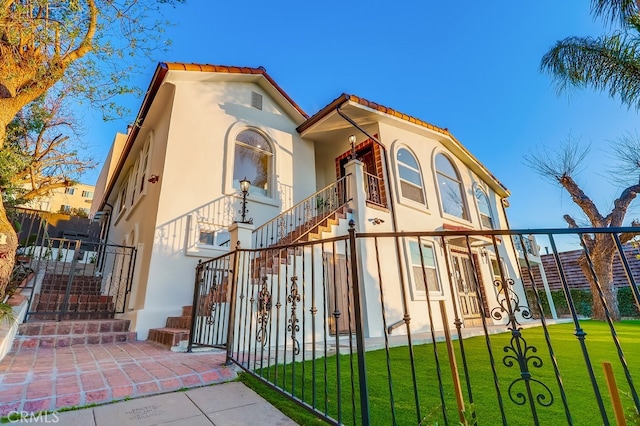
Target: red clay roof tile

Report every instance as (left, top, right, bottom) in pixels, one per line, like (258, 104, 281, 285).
(163, 62, 307, 118)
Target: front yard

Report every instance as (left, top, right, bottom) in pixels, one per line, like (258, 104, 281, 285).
(241, 320, 640, 425)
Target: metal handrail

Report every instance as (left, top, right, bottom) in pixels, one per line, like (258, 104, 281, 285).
(364, 171, 386, 207)
(253, 175, 352, 248)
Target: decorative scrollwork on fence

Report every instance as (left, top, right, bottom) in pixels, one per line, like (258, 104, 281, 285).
(256, 277, 272, 347)
(277, 218, 287, 240)
(287, 276, 301, 355)
(490, 277, 532, 327)
(492, 277, 551, 411)
(304, 201, 313, 227)
(504, 331, 554, 407)
(205, 273, 218, 325)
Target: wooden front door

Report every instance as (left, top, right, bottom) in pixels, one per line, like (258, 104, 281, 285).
(451, 253, 482, 325)
(324, 253, 355, 335)
(338, 145, 377, 178)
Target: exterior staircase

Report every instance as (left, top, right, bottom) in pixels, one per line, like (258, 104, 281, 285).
(147, 306, 192, 351)
(13, 319, 134, 351)
(28, 273, 115, 321)
(251, 206, 351, 279)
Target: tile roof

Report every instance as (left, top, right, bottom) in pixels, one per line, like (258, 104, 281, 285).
(99, 63, 509, 210)
(298, 93, 509, 194)
(164, 63, 308, 119)
(297, 93, 450, 136)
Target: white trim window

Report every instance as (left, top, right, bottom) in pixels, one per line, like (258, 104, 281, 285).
(138, 136, 151, 195)
(198, 223, 230, 248)
(117, 172, 130, 217)
(435, 153, 469, 220)
(129, 158, 140, 207)
(233, 130, 273, 197)
(408, 239, 441, 296)
(474, 186, 494, 229)
(396, 147, 426, 205)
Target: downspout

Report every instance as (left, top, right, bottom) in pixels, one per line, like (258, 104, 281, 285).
(101, 202, 114, 245)
(97, 202, 113, 273)
(335, 106, 412, 328)
(335, 107, 399, 233)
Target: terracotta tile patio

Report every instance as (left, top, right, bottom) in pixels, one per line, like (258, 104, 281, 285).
(0, 341, 236, 416)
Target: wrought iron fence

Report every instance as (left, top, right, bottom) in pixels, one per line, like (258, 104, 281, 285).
(190, 225, 640, 425)
(21, 238, 136, 321)
(253, 175, 351, 248)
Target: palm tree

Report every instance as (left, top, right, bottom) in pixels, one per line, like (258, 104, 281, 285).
(541, 0, 640, 110)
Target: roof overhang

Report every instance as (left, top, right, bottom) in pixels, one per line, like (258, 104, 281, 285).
(298, 94, 510, 198)
(97, 62, 308, 211)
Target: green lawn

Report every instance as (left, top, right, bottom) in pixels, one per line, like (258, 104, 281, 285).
(242, 320, 640, 425)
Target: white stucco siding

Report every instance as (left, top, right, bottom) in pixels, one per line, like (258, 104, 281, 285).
(155, 80, 314, 228)
(131, 78, 316, 337)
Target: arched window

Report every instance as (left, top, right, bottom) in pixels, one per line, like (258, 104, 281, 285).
(475, 187, 494, 229)
(435, 154, 468, 220)
(233, 130, 273, 197)
(397, 148, 426, 205)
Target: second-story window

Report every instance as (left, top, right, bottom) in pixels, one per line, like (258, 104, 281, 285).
(64, 188, 75, 195)
(435, 153, 468, 220)
(396, 148, 426, 205)
(233, 130, 273, 197)
(475, 187, 494, 229)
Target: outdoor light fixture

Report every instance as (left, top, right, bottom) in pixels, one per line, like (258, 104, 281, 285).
(148, 174, 160, 184)
(480, 247, 489, 261)
(238, 177, 253, 224)
(349, 135, 356, 159)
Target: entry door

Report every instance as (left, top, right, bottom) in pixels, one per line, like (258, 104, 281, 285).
(451, 253, 482, 324)
(324, 253, 355, 335)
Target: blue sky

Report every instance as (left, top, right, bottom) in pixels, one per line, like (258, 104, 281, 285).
(81, 1, 640, 234)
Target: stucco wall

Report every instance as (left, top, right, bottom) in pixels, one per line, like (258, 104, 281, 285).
(131, 79, 315, 338)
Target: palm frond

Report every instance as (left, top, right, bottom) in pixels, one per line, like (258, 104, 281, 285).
(591, 0, 639, 26)
(541, 34, 640, 109)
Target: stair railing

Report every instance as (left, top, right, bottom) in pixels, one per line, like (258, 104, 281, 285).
(253, 175, 352, 248)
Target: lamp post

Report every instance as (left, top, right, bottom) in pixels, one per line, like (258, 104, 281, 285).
(349, 134, 356, 159)
(238, 177, 253, 224)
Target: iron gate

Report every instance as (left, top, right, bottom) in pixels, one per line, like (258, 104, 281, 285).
(190, 225, 640, 426)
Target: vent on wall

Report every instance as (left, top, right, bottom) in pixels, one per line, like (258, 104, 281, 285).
(251, 92, 263, 110)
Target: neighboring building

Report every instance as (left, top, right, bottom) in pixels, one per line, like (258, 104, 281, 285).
(21, 183, 95, 216)
(91, 62, 531, 341)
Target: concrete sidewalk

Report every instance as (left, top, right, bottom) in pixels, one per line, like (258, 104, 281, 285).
(53, 382, 296, 425)
(0, 341, 298, 425)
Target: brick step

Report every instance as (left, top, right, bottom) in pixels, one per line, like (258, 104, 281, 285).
(148, 328, 190, 349)
(27, 312, 116, 321)
(32, 294, 114, 313)
(13, 319, 134, 350)
(181, 305, 192, 317)
(19, 319, 130, 336)
(147, 306, 193, 350)
(12, 331, 136, 351)
(166, 316, 191, 329)
(39, 284, 103, 294)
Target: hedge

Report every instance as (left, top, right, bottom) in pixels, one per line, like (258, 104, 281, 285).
(525, 287, 640, 319)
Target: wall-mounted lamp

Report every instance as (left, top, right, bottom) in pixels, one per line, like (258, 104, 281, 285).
(349, 135, 356, 159)
(238, 177, 253, 224)
(480, 247, 488, 261)
(148, 174, 160, 184)
(368, 217, 385, 225)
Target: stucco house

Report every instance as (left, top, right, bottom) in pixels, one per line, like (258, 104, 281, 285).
(91, 62, 531, 345)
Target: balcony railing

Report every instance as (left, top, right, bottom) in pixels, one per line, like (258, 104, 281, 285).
(364, 172, 386, 207)
(252, 175, 351, 248)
